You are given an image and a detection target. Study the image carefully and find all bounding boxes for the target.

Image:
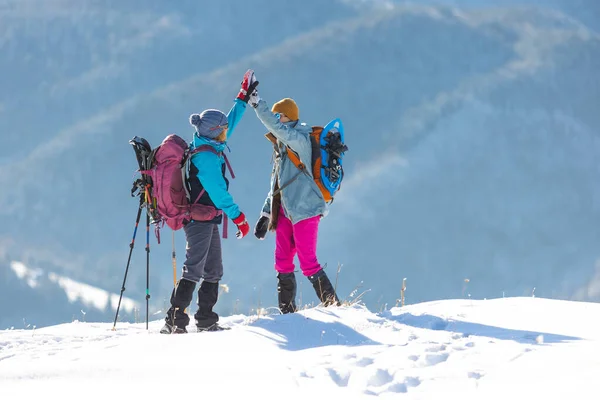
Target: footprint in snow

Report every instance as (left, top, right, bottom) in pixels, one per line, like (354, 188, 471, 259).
(452, 341, 475, 351)
(355, 357, 375, 367)
(384, 376, 422, 394)
(326, 368, 350, 387)
(387, 383, 408, 393)
(298, 370, 312, 378)
(424, 352, 450, 366)
(405, 376, 422, 387)
(468, 371, 485, 380)
(425, 344, 447, 352)
(367, 368, 394, 387)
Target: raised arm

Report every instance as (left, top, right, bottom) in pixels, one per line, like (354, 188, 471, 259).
(225, 99, 247, 140)
(253, 99, 312, 159)
(228, 69, 259, 139)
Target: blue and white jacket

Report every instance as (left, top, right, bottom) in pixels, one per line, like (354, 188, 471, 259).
(254, 99, 328, 224)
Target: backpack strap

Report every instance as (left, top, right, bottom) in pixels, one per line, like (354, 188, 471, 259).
(271, 168, 304, 198)
(265, 131, 311, 198)
(223, 153, 235, 179)
(286, 148, 305, 170)
(279, 127, 322, 173)
(187, 144, 235, 205)
(265, 132, 278, 146)
(221, 153, 234, 240)
(186, 145, 217, 205)
(189, 144, 218, 157)
(188, 144, 234, 239)
(190, 144, 235, 179)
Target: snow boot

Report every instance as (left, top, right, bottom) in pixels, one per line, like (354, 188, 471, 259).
(308, 269, 340, 307)
(160, 278, 196, 334)
(194, 280, 221, 330)
(277, 272, 297, 314)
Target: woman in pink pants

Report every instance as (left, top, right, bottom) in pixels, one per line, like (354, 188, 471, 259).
(246, 72, 340, 313)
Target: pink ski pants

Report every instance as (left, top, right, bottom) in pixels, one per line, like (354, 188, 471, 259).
(275, 207, 322, 277)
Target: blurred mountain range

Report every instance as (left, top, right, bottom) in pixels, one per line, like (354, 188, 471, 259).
(1, 0, 599, 328)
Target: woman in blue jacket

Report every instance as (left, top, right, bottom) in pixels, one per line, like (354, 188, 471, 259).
(161, 72, 257, 334)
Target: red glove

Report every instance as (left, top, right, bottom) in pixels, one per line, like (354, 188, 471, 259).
(233, 212, 250, 239)
(237, 69, 259, 103)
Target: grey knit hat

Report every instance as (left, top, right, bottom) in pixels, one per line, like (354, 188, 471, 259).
(189, 109, 228, 139)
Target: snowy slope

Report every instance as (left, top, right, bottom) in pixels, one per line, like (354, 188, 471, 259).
(1, 297, 598, 399)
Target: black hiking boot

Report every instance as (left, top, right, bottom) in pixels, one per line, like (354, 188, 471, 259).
(161, 278, 196, 334)
(194, 280, 220, 330)
(308, 269, 341, 307)
(277, 272, 297, 314)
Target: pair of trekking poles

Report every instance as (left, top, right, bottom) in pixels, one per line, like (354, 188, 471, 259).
(112, 138, 179, 331)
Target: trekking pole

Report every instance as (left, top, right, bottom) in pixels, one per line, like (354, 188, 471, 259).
(145, 206, 151, 330)
(172, 231, 177, 287)
(112, 198, 143, 331)
(171, 231, 187, 313)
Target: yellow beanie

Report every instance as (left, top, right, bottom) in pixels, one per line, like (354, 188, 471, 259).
(271, 98, 299, 121)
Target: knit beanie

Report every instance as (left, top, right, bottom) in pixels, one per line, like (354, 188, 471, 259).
(271, 98, 299, 121)
(189, 109, 228, 139)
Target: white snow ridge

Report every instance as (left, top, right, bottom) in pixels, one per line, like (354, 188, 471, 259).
(9, 261, 138, 314)
(1, 297, 599, 400)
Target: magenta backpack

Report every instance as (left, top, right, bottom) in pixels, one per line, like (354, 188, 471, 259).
(135, 134, 233, 241)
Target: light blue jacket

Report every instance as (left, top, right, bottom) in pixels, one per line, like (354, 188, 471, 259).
(254, 99, 327, 224)
(189, 99, 246, 220)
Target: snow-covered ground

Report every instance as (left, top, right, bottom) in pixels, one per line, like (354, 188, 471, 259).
(1, 297, 599, 399)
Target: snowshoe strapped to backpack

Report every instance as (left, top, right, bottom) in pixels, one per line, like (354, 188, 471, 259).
(129, 134, 223, 237)
(276, 118, 347, 203)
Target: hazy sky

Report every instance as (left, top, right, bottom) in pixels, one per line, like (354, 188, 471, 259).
(1, 0, 599, 328)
